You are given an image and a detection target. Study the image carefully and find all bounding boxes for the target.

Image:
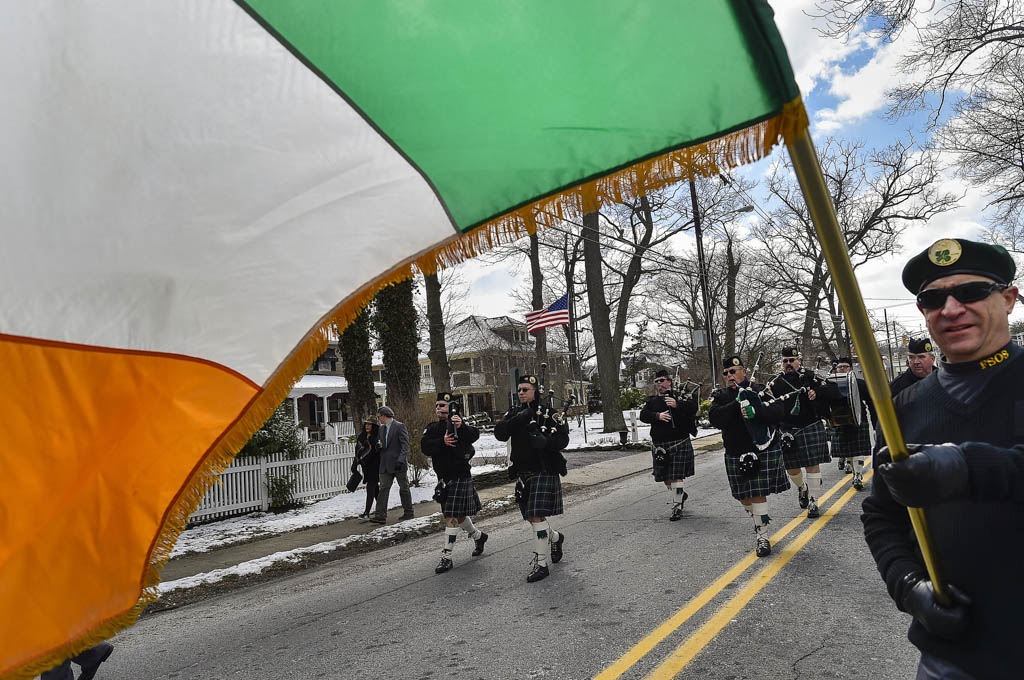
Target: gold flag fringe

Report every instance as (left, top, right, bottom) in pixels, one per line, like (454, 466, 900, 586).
(6, 97, 807, 680)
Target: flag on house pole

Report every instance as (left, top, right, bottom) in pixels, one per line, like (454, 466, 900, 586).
(526, 295, 571, 334)
(0, 2, 807, 676)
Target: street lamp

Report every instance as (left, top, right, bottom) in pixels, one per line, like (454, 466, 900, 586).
(689, 178, 754, 388)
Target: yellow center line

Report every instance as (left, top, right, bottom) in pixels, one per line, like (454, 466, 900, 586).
(644, 469, 874, 679)
(594, 467, 862, 680)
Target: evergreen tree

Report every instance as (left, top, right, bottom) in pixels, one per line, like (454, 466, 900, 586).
(337, 307, 377, 424)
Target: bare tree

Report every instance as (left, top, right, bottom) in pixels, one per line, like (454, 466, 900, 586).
(815, 0, 1024, 238)
(755, 137, 959, 356)
(423, 272, 451, 391)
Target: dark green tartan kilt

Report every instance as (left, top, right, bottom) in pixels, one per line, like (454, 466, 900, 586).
(440, 476, 482, 518)
(724, 441, 791, 501)
(781, 421, 831, 469)
(651, 438, 695, 482)
(517, 471, 564, 520)
(829, 420, 871, 459)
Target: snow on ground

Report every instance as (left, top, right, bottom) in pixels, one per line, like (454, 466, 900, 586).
(159, 498, 512, 594)
(171, 464, 504, 558)
(171, 412, 720, 561)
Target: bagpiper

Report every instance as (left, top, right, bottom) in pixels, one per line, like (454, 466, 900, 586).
(709, 355, 790, 557)
(639, 369, 699, 520)
(769, 347, 840, 518)
(494, 375, 570, 583)
(421, 392, 487, 574)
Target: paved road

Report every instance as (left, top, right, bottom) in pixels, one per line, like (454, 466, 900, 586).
(101, 450, 920, 679)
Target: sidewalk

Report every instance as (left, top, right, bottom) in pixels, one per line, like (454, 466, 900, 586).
(160, 433, 723, 585)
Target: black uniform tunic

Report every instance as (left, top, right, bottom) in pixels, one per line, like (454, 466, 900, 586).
(421, 419, 479, 481)
(862, 343, 1024, 679)
(639, 393, 698, 443)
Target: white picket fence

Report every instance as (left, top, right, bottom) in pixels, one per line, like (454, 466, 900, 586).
(189, 441, 356, 524)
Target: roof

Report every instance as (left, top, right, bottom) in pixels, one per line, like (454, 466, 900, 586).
(289, 374, 386, 398)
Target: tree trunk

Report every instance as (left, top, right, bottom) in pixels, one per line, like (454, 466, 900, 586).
(337, 308, 377, 424)
(582, 211, 626, 432)
(423, 272, 451, 391)
(529, 233, 548, 368)
(374, 279, 421, 410)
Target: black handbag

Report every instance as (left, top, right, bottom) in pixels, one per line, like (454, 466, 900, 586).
(346, 469, 363, 492)
(433, 480, 449, 504)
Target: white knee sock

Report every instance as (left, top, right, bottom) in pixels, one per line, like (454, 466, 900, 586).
(751, 501, 770, 528)
(549, 527, 561, 545)
(443, 526, 458, 554)
(789, 470, 804, 489)
(670, 481, 686, 504)
(853, 456, 867, 473)
(743, 503, 753, 516)
(459, 517, 481, 540)
(807, 471, 823, 500)
(532, 520, 551, 567)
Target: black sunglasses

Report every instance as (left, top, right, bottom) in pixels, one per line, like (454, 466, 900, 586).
(722, 367, 742, 376)
(916, 281, 1007, 309)
(517, 387, 533, 393)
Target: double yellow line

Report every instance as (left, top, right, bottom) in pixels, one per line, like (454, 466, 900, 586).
(595, 467, 873, 680)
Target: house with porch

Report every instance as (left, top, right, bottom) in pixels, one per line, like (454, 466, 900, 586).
(371, 315, 586, 417)
(289, 344, 386, 442)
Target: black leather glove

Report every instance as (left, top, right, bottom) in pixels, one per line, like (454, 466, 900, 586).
(876, 443, 968, 507)
(900, 573, 971, 640)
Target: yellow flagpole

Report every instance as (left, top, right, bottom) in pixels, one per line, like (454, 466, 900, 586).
(785, 129, 951, 605)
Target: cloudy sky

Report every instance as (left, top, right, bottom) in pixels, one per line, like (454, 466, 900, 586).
(444, 1, 1021, 338)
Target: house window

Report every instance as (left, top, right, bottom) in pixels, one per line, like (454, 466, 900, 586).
(422, 364, 432, 378)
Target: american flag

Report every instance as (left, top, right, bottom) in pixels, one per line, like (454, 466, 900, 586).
(525, 294, 570, 334)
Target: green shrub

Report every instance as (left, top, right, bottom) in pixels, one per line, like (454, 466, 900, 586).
(619, 386, 647, 410)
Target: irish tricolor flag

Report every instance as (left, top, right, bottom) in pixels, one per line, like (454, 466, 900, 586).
(0, 2, 804, 676)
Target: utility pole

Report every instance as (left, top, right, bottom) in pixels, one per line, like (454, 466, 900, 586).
(690, 179, 718, 388)
(884, 308, 896, 381)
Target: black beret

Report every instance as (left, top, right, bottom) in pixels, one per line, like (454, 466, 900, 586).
(902, 238, 1016, 293)
(835, 356, 853, 366)
(436, 392, 452, 402)
(518, 375, 538, 385)
(780, 346, 800, 358)
(907, 338, 934, 354)
(722, 355, 743, 369)
(654, 369, 670, 378)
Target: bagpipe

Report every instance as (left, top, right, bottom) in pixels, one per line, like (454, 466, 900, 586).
(533, 362, 572, 446)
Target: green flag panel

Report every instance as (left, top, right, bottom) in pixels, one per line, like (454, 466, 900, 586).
(241, 0, 799, 231)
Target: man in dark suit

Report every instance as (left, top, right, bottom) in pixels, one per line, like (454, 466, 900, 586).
(369, 406, 414, 524)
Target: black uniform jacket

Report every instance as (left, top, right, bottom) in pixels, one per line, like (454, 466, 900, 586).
(421, 419, 479, 481)
(862, 349, 1024, 679)
(888, 368, 921, 398)
(708, 381, 785, 457)
(494, 401, 568, 475)
(640, 393, 698, 442)
(769, 369, 838, 428)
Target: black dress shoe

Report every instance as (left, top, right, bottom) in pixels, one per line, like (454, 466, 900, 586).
(527, 562, 549, 583)
(670, 504, 684, 521)
(435, 556, 453, 574)
(797, 483, 809, 509)
(550, 532, 565, 563)
(79, 642, 114, 680)
(472, 532, 488, 556)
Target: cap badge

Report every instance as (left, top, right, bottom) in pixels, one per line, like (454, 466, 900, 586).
(928, 239, 962, 266)
(924, 342, 932, 352)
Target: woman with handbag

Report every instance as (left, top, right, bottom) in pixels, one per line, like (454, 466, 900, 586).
(354, 418, 381, 519)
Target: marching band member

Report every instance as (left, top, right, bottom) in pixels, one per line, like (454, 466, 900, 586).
(864, 237, 1023, 679)
(421, 392, 486, 574)
(890, 337, 936, 398)
(770, 347, 840, 518)
(640, 369, 699, 520)
(709, 356, 789, 557)
(494, 375, 569, 583)
(829, 358, 875, 491)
